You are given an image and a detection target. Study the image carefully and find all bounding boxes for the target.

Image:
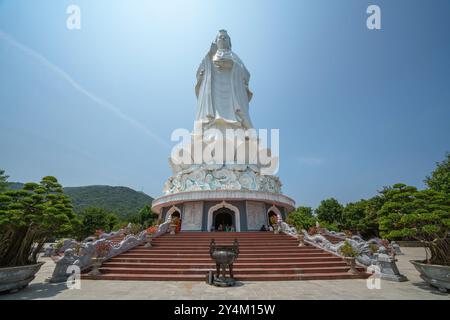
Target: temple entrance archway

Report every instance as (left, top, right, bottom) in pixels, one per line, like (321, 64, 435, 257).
(207, 201, 240, 232)
(213, 208, 235, 231)
(267, 205, 282, 227)
(171, 211, 181, 219)
(268, 211, 277, 227)
(165, 206, 181, 222)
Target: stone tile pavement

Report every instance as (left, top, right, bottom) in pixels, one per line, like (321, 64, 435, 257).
(0, 247, 448, 300)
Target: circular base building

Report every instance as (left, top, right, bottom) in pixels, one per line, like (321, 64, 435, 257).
(152, 165, 295, 232)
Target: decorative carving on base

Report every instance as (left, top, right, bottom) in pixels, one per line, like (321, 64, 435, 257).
(163, 164, 282, 195)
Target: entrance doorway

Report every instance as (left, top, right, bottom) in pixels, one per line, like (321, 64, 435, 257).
(268, 211, 278, 227)
(171, 211, 180, 219)
(213, 208, 235, 232)
(207, 201, 241, 232)
(170, 211, 181, 232)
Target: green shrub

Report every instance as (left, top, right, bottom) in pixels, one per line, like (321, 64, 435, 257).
(124, 223, 143, 236)
(339, 241, 359, 257)
(317, 220, 339, 232)
(75, 207, 120, 240)
(54, 239, 66, 250)
(287, 207, 316, 231)
(369, 243, 379, 254)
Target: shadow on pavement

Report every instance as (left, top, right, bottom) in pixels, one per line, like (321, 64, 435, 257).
(0, 281, 69, 300)
(411, 281, 449, 296)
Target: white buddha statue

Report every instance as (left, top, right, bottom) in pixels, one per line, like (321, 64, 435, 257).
(195, 30, 254, 130)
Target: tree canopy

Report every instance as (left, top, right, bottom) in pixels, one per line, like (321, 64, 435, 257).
(315, 198, 344, 226)
(75, 207, 120, 240)
(425, 153, 450, 195)
(129, 204, 159, 228)
(0, 169, 9, 193)
(287, 206, 316, 231)
(0, 175, 78, 267)
(377, 185, 450, 265)
(341, 195, 384, 237)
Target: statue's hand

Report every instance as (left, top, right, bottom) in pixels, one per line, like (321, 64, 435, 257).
(208, 42, 217, 58)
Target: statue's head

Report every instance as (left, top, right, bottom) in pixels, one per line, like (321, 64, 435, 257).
(215, 30, 231, 51)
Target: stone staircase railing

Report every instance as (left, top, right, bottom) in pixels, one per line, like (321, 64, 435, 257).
(280, 221, 407, 282)
(44, 227, 128, 257)
(49, 221, 171, 283)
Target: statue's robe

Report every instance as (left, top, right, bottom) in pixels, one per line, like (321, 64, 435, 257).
(195, 51, 253, 129)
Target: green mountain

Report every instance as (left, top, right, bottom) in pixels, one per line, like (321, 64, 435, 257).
(64, 185, 154, 219)
(7, 183, 154, 219)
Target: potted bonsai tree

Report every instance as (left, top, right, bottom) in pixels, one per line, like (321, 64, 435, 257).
(144, 225, 158, 248)
(89, 241, 112, 277)
(0, 175, 78, 293)
(405, 207, 449, 292)
(378, 184, 450, 292)
(339, 240, 360, 274)
(307, 226, 319, 235)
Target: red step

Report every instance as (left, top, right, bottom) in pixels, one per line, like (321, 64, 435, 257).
(82, 272, 368, 281)
(82, 232, 369, 281)
(98, 266, 366, 275)
(101, 260, 349, 269)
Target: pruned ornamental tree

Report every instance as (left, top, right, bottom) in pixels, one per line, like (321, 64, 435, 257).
(0, 175, 78, 267)
(378, 184, 450, 266)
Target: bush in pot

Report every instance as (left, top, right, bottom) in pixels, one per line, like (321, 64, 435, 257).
(124, 223, 143, 236)
(378, 185, 450, 292)
(339, 240, 360, 274)
(0, 175, 78, 292)
(88, 241, 112, 277)
(144, 225, 158, 248)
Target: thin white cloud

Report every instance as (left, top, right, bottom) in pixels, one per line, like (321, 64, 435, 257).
(0, 29, 169, 148)
(297, 156, 324, 166)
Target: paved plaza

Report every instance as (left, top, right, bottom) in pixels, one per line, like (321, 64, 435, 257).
(0, 247, 448, 300)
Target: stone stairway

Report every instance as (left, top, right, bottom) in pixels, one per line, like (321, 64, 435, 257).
(82, 232, 369, 281)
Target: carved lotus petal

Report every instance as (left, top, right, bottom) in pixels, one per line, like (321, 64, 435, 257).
(238, 173, 255, 189)
(189, 169, 206, 182)
(204, 163, 223, 171)
(213, 169, 235, 181)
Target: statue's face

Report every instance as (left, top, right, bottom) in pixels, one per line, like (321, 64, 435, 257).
(216, 32, 231, 50)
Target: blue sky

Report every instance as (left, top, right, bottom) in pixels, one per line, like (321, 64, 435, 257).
(0, 0, 449, 208)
